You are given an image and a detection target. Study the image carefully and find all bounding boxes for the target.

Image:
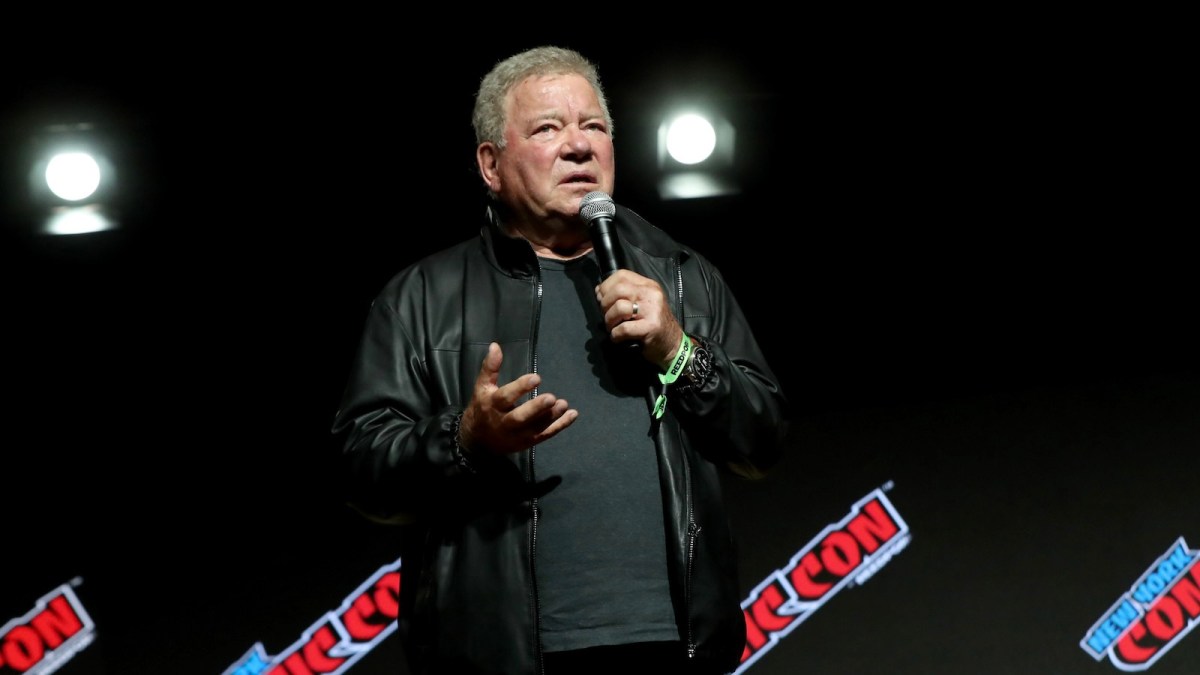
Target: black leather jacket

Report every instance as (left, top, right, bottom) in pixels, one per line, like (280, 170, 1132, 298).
(332, 205, 789, 675)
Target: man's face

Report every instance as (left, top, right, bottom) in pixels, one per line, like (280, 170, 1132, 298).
(486, 73, 615, 225)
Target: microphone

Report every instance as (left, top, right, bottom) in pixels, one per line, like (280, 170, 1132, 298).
(581, 190, 641, 351)
(580, 190, 623, 279)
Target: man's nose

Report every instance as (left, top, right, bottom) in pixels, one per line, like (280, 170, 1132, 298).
(560, 126, 591, 158)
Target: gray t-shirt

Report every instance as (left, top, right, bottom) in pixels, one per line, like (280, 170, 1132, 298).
(532, 253, 680, 653)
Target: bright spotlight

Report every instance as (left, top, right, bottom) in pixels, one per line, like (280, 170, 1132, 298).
(24, 123, 121, 235)
(46, 152, 103, 201)
(665, 114, 717, 165)
(656, 110, 738, 200)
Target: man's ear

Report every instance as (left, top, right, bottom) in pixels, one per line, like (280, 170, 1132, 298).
(476, 143, 500, 193)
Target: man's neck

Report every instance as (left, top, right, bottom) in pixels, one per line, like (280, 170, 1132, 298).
(500, 214, 592, 260)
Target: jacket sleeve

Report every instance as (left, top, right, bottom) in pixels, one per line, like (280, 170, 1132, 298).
(672, 251, 790, 479)
(329, 268, 532, 525)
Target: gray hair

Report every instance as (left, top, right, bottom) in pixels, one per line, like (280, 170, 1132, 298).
(472, 45, 614, 150)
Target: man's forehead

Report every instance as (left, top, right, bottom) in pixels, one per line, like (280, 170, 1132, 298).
(509, 74, 596, 104)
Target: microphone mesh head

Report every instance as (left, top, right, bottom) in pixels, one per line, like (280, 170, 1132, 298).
(580, 191, 615, 222)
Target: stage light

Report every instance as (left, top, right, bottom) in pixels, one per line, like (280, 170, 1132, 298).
(26, 122, 121, 236)
(665, 114, 716, 165)
(656, 110, 738, 200)
(45, 151, 103, 201)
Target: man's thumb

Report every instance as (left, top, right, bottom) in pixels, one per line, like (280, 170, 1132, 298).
(480, 342, 503, 381)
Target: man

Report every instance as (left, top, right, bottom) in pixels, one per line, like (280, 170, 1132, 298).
(331, 45, 789, 675)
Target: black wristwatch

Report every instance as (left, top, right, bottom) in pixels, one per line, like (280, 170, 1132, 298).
(680, 338, 714, 389)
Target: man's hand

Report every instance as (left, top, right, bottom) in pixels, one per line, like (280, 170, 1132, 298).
(595, 269, 686, 369)
(458, 342, 579, 456)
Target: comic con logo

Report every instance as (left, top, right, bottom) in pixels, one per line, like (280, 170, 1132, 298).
(737, 486, 910, 674)
(224, 559, 400, 675)
(1, 582, 95, 675)
(1081, 537, 1199, 671)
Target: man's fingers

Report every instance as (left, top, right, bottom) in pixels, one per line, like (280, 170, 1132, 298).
(493, 373, 541, 410)
(506, 392, 560, 423)
(532, 408, 579, 444)
(468, 350, 580, 454)
(508, 395, 571, 431)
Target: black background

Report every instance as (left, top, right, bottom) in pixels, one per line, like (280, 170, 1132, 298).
(2, 23, 1196, 675)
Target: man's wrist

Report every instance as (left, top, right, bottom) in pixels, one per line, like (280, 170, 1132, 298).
(660, 332, 692, 384)
(652, 333, 694, 418)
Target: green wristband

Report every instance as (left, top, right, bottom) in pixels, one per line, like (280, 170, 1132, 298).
(653, 333, 693, 418)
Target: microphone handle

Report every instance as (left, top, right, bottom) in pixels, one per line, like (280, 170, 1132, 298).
(589, 216, 641, 350)
(590, 216, 624, 279)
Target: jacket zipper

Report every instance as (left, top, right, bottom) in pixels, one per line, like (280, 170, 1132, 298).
(673, 255, 700, 660)
(530, 266, 545, 675)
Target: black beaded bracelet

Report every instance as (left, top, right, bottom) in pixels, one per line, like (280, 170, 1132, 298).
(451, 410, 477, 473)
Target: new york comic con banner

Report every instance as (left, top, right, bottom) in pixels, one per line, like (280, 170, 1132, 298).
(4, 486, 1196, 674)
(1081, 537, 1200, 671)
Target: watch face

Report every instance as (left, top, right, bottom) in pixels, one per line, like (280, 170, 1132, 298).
(688, 346, 713, 382)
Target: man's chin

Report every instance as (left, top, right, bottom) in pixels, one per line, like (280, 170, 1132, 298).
(563, 185, 612, 212)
